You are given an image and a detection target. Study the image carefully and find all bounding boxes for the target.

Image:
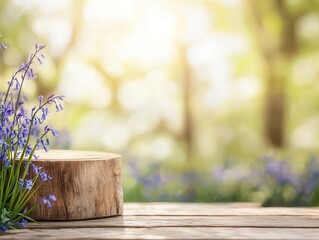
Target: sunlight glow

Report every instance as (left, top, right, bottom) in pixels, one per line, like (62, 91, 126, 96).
(6, 0, 280, 157)
(84, 0, 137, 27)
(140, 136, 173, 161)
(59, 59, 111, 108)
(33, 17, 72, 57)
(119, 5, 176, 67)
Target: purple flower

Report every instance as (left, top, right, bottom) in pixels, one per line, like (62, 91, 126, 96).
(35, 43, 46, 51)
(3, 160, 10, 168)
(40, 195, 55, 208)
(0, 35, 64, 230)
(18, 178, 24, 186)
(48, 194, 56, 202)
(31, 162, 42, 174)
(25, 145, 33, 157)
(19, 63, 28, 71)
(46, 201, 52, 208)
(40, 139, 48, 152)
(41, 198, 48, 205)
(0, 43, 7, 50)
(44, 125, 58, 137)
(39, 171, 49, 182)
(25, 179, 33, 190)
(18, 219, 27, 229)
(27, 68, 36, 80)
(51, 129, 58, 136)
(21, 128, 29, 138)
(38, 95, 44, 104)
(41, 107, 49, 121)
(37, 57, 43, 65)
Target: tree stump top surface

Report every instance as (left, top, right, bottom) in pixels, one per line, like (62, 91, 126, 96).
(34, 150, 120, 162)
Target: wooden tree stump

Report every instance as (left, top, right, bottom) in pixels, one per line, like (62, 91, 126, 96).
(28, 150, 123, 221)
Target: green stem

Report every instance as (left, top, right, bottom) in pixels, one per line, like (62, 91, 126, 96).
(8, 126, 50, 209)
(14, 175, 40, 215)
(0, 161, 5, 208)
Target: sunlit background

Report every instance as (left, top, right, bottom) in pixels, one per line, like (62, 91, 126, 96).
(1, 0, 319, 205)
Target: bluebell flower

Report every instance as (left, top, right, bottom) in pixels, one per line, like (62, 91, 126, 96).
(25, 179, 33, 190)
(0, 43, 7, 51)
(30, 162, 42, 174)
(40, 198, 48, 205)
(35, 43, 46, 51)
(48, 194, 56, 202)
(40, 139, 48, 152)
(18, 178, 24, 186)
(18, 219, 27, 229)
(25, 145, 33, 157)
(46, 201, 52, 208)
(38, 95, 44, 104)
(40, 195, 55, 208)
(0, 38, 63, 230)
(19, 63, 28, 72)
(41, 198, 48, 205)
(39, 171, 49, 182)
(37, 57, 43, 65)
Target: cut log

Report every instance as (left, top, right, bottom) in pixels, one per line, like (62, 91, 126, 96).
(27, 150, 123, 220)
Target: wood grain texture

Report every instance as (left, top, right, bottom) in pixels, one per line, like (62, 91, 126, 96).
(123, 202, 319, 216)
(28, 150, 123, 220)
(3, 202, 319, 239)
(28, 215, 319, 229)
(2, 227, 319, 240)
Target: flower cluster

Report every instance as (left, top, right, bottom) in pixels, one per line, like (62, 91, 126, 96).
(0, 35, 64, 231)
(126, 154, 319, 205)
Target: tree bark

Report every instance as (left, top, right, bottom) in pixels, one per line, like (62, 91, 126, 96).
(28, 150, 123, 220)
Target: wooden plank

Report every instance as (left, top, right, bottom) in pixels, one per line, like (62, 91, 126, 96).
(3, 203, 319, 240)
(1, 227, 319, 240)
(27, 215, 319, 229)
(123, 203, 319, 216)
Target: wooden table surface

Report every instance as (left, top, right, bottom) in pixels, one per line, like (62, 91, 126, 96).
(1, 202, 319, 240)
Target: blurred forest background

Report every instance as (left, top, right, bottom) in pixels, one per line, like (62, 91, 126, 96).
(1, 0, 319, 206)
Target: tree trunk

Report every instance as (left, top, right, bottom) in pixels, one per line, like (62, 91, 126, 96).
(179, 44, 194, 162)
(249, 0, 298, 148)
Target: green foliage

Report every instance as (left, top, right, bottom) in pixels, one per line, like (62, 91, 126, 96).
(124, 154, 319, 206)
(0, 41, 62, 231)
(2, 1, 319, 207)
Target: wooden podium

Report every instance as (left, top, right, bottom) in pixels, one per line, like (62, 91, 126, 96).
(28, 150, 123, 220)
